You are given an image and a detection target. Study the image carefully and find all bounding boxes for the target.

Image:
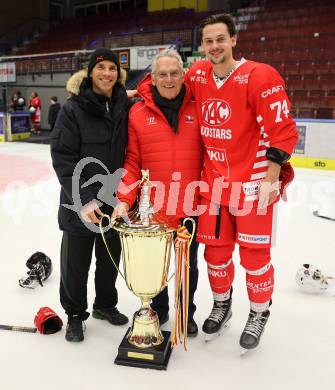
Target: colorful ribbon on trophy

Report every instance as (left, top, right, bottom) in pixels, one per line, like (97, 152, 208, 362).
(171, 220, 194, 351)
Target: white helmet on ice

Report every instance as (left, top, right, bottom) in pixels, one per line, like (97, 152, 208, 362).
(296, 264, 335, 293)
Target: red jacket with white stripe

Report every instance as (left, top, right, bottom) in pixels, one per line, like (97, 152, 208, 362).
(117, 73, 203, 219)
(185, 59, 298, 206)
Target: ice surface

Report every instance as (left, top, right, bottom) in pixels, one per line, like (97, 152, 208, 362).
(0, 143, 334, 390)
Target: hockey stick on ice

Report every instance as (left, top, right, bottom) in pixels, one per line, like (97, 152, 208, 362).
(0, 325, 37, 333)
(313, 210, 335, 222)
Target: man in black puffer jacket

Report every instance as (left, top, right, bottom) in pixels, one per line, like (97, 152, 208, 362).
(51, 48, 130, 342)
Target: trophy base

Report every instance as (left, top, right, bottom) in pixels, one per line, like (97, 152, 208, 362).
(114, 328, 172, 370)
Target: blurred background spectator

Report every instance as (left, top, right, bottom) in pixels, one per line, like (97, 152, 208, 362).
(48, 96, 61, 130)
(10, 91, 26, 111)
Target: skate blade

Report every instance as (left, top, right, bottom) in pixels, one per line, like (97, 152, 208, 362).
(240, 345, 258, 357)
(204, 319, 231, 343)
(240, 348, 250, 356)
(205, 332, 219, 342)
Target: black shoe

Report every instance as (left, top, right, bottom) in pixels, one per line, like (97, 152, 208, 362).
(65, 315, 84, 342)
(92, 307, 129, 325)
(157, 312, 169, 325)
(187, 317, 198, 337)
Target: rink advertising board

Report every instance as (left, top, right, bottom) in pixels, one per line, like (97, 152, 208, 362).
(294, 126, 306, 154)
(130, 45, 169, 70)
(8, 112, 31, 141)
(291, 119, 335, 170)
(0, 62, 16, 83)
(114, 49, 130, 69)
(0, 113, 4, 141)
(10, 112, 30, 134)
(113, 45, 170, 71)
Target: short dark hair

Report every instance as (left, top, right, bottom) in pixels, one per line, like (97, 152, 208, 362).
(199, 13, 236, 42)
(50, 96, 58, 102)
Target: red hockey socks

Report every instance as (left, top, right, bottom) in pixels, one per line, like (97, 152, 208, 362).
(207, 259, 235, 300)
(245, 263, 274, 312)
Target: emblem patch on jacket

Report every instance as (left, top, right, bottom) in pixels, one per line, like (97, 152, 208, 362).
(147, 116, 157, 125)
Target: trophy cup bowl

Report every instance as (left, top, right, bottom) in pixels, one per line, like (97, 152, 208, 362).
(111, 221, 175, 370)
(118, 227, 174, 347)
(102, 170, 177, 369)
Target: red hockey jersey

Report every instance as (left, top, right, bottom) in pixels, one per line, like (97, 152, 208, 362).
(185, 59, 298, 206)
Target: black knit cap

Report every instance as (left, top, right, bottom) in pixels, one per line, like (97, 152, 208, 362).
(87, 48, 120, 79)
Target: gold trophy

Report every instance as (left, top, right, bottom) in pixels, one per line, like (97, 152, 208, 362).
(100, 170, 192, 370)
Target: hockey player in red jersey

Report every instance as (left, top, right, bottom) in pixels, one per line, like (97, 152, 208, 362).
(185, 14, 298, 350)
(29, 91, 42, 134)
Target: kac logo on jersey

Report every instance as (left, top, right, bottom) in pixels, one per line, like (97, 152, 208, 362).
(202, 99, 231, 126)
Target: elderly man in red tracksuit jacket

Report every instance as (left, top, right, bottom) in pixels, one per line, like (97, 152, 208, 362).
(113, 49, 203, 337)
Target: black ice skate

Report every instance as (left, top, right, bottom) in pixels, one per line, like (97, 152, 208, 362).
(202, 298, 232, 342)
(239, 309, 270, 354)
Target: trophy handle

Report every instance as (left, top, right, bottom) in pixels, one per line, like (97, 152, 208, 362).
(167, 217, 196, 283)
(99, 214, 126, 281)
(182, 217, 196, 242)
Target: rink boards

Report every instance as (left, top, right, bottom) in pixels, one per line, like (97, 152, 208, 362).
(291, 118, 335, 171)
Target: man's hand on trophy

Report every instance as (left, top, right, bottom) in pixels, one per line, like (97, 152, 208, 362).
(80, 200, 104, 223)
(112, 201, 130, 220)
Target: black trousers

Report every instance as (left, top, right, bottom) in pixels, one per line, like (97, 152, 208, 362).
(60, 231, 121, 320)
(151, 218, 199, 318)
